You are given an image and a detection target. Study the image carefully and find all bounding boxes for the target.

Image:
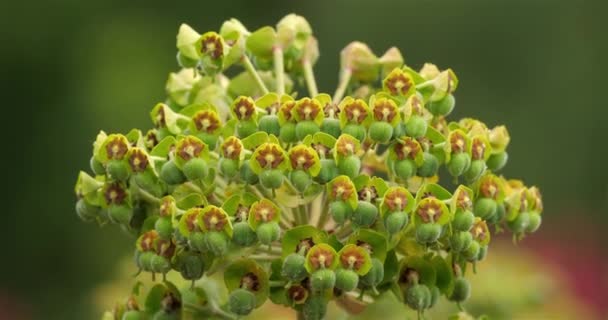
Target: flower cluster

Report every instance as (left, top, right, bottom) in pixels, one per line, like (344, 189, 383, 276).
(74, 14, 543, 320)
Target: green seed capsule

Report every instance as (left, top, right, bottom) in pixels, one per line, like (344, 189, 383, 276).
(415, 223, 442, 245)
(385, 211, 409, 234)
(449, 277, 471, 302)
(321, 118, 342, 138)
(237, 120, 258, 138)
(295, 120, 320, 141)
(290, 169, 312, 193)
(232, 221, 257, 246)
(330, 201, 353, 225)
(219, 158, 239, 179)
(279, 122, 297, 143)
(474, 198, 497, 220)
(204, 231, 230, 256)
(488, 202, 506, 225)
(122, 310, 146, 320)
(452, 210, 475, 231)
(405, 115, 428, 139)
(464, 159, 486, 183)
(228, 289, 257, 316)
(76, 198, 100, 222)
(311, 269, 336, 292)
(281, 253, 308, 282)
(418, 153, 439, 178)
(342, 124, 366, 142)
(182, 158, 208, 181)
(177, 252, 204, 280)
(90, 156, 106, 176)
(486, 151, 508, 172)
(448, 152, 471, 177)
(369, 121, 394, 144)
(155, 216, 173, 239)
(450, 231, 473, 252)
(138, 251, 155, 271)
(160, 160, 186, 185)
(526, 213, 542, 233)
(107, 160, 130, 181)
(256, 221, 280, 246)
(392, 123, 407, 140)
(240, 161, 259, 185)
(406, 284, 431, 311)
(109, 204, 133, 225)
(258, 114, 281, 136)
(338, 155, 361, 179)
(393, 159, 417, 180)
(260, 169, 284, 190)
(335, 268, 359, 292)
(429, 286, 441, 308)
(352, 201, 379, 228)
(189, 231, 207, 252)
(507, 211, 530, 234)
(302, 295, 328, 320)
(463, 241, 481, 261)
(316, 159, 339, 184)
(360, 258, 384, 289)
(427, 94, 456, 117)
(150, 254, 171, 274)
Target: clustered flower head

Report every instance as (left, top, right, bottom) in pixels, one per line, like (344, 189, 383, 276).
(74, 14, 543, 320)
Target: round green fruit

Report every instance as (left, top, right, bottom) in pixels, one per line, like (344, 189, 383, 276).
(393, 159, 417, 180)
(256, 222, 280, 246)
(405, 115, 427, 139)
(311, 269, 336, 292)
(290, 170, 312, 193)
(330, 201, 353, 225)
(452, 210, 475, 231)
(232, 221, 257, 246)
(415, 223, 442, 245)
(182, 158, 208, 181)
(295, 120, 320, 141)
(150, 254, 171, 274)
(428, 94, 455, 116)
(189, 231, 207, 252)
(486, 151, 508, 172)
(76, 198, 100, 222)
(450, 231, 473, 252)
(107, 160, 130, 181)
(352, 201, 379, 228)
(281, 253, 308, 282)
(302, 295, 327, 320)
(448, 152, 471, 177)
(260, 169, 284, 189)
(155, 216, 173, 239)
(369, 121, 394, 144)
(90, 156, 106, 176)
(279, 122, 297, 143)
(219, 158, 239, 179)
(321, 118, 341, 138)
(360, 258, 384, 289)
(449, 277, 471, 302)
(385, 211, 409, 234)
(406, 283, 431, 311)
(203, 231, 229, 255)
(474, 198, 497, 220)
(237, 120, 258, 138)
(507, 211, 531, 234)
(160, 160, 186, 185)
(316, 159, 339, 184)
(463, 241, 481, 261)
(108, 204, 133, 225)
(418, 153, 439, 178)
(258, 114, 281, 136)
(228, 289, 257, 316)
(239, 161, 259, 185)
(526, 213, 542, 233)
(342, 123, 366, 142)
(464, 159, 486, 183)
(335, 268, 359, 292)
(177, 252, 204, 280)
(337, 155, 361, 178)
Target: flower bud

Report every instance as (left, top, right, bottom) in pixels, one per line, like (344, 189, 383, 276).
(232, 221, 257, 246)
(449, 277, 471, 302)
(228, 288, 257, 316)
(393, 159, 417, 180)
(160, 160, 186, 185)
(385, 211, 409, 235)
(330, 201, 352, 225)
(256, 221, 280, 246)
(352, 201, 378, 228)
(452, 210, 475, 231)
(182, 158, 208, 181)
(281, 253, 308, 282)
(427, 94, 455, 117)
(474, 198, 497, 221)
(450, 231, 473, 253)
(406, 283, 431, 311)
(405, 115, 427, 139)
(260, 169, 284, 190)
(486, 151, 508, 172)
(417, 153, 439, 178)
(311, 269, 336, 292)
(415, 223, 442, 245)
(335, 268, 359, 292)
(448, 152, 471, 177)
(107, 160, 130, 181)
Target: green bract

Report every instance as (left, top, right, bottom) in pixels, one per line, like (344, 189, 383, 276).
(74, 14, 543, 320)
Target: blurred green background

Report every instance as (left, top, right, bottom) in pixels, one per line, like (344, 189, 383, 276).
(1, 0, 606, 319)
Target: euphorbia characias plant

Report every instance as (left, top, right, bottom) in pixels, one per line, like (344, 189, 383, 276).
(74, 14, 544, 320)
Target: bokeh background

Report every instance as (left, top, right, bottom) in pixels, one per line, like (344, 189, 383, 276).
(1, 0, 606, 319)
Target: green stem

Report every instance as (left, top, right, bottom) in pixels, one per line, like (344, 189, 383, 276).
(302, 59, 318, 96)
(137, 187, 160, 204)
(273, 47, 285, 95)
(242, 55, 269, 94)
(333, 68, 352, 103)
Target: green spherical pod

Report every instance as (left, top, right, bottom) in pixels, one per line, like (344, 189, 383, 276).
(182, 158, 208, 181)
(302, 295, 327, 320)
(239, 161, 259, 185)
(204, 231, 230, 256)
(160, 160, 186, 185)
(90, 156, 106, 176)
(526, 213, 542, 233)
(415, 223, 442, 245)
(155, 216, 173, 239)
(321, 118, 342, 138)
(258, 114, 281, 136)
(486, 151, 508, 172)
(219, 158, 239, 179)
(107, 160, 130, 181)
(337, 155, 361, 178)
(177, 252, 204, 281)
(392, 123, 407, 140)
(150, 254, 171, 274)
(449, 277, 471, 302)
(488, 202, 506, 225)
(405, 115, 428, 139)
(463, 241, 481, 261)
(295, 120, 320, 141)
(352, 201, 379, 228)
(393, 159, 417, 180)
(342, 123, 366, 142)
(290, 169, 312, 193)
(138, 251, 155, 271)
(474, 198, 497, 220)
(189, 231, 207, 252)
(108, 204, 133, 225)
(260, 169, 284, 190)
(279, 122, 297, 143)
(237, 120, 258, 138)
(76, 198, 100, 222)
(464, 159, 486, 183)
(232, 221, 257, 246)
(385, 211, 409, 235)
(406, 283, 431, 311)
(330, 201, 353, 225)
(311, 269, 336, 292)
(335, 268, 359, 292)
(418, 153, 439, 178)
(452, 210, 475, 231)
(369, 121, 394, 144)
(450, 231, 473, 253)
(360, 258, 384, 289)
(256, 221, 280, 246)
(448, 152, 471, 177)
(316, 159, 339, 184)
(507, 211, 531, 234)
(427, 94, 456, 116)
(228, 288, 257, 316)
(281, 253, 308, 282)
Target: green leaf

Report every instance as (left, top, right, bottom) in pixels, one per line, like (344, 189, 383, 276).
(75, 171, 104, 196)
(145, 284, 167, 314)
(176, 193, 204, 210)
(241, 132, 269, 150)
(224, 259, 269, 307)
(399, 256, 436, 286)
(430, 256, 453, 294)
(281, 225, 328, 258)
(246, 26, 277, 59)
(347, 229, 388, 262)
